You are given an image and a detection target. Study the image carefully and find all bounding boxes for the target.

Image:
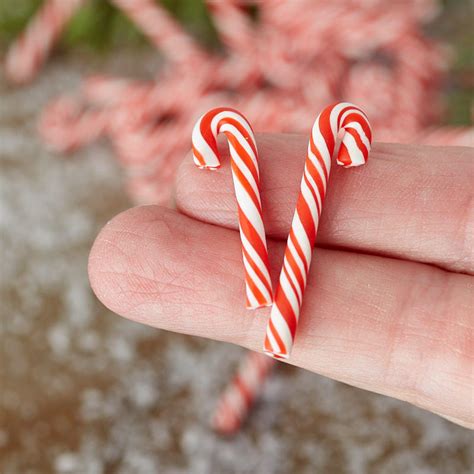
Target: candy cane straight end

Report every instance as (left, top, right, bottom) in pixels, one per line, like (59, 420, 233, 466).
(263, 102, 372, 358)
(263, 323, 291, 360)
(192, 107, 273, 310)
(246, 302, 272, 311)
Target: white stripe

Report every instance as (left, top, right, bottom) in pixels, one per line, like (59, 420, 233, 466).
(228, 141, 261, 206)
(302, 173, 322, 232)
(221, 124, 258, 171)
(339, 106, 370, 131)
(192, 117, 220, 168)
(329, 102, 351, 139)
(241, 244, 272, 305)
(212, 110, 254, 140)
(303, 169, 324, 214)
(240, 232, 272, 293)
(244, 278, 259, 309)
(340, 131, 366, 167)
(292, 212, 313, 268)
(301, 179, 319, 223)
(265, 327, 280, 355)
(306, 149, 329, 196)
(241, 231, 270, 278)
(279, 268, 299, 317)
(344, 122, 371, 151)
(311, 115, 332, 170)
(286, 236, 306, 294)
(269, 305, 293, 355)
(232, 177, 265, 239)
(281, 258, 303, 306)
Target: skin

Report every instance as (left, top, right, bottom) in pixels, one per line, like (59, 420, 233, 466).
(88, 136, 474, 428)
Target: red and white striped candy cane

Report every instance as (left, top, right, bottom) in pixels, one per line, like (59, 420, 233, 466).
(264, 102, 372, 358)
(192, 107, 273, 309)
(206, 0, 255, 55)
(4, 0, 84, 84)
(212, 351, 275, 435)
(82, 75, 153, 108)
(111, 0, 206, 64)
(38, 96, 110, 153)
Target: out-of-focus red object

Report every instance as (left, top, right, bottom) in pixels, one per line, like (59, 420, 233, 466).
(212, 351, 275, 435)
(5, 0, 469, 205)
(4, 0, 85, 84)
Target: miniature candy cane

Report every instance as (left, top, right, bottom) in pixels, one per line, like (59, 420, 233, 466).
(212, 351, 275, 435)
(264, 102, 372, 358)
(192, 107, 273, 309)
(4, 0, 84, 84)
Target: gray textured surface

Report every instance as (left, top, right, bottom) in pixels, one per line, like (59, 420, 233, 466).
(0, 58, 472, 474)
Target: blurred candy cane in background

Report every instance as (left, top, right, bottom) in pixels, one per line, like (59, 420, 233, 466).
(6, 0, 471, 206)
(4, 0, 85, 84)
(212, 351, 275, 435)
(5, 0, 472, 434)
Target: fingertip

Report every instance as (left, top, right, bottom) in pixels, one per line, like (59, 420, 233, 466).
(175, 149, 200, 211)
(88, 205, 171, 321)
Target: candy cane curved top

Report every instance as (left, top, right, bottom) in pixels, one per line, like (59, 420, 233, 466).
(264, 102, 372, 359)
(192, 107, 273, 309)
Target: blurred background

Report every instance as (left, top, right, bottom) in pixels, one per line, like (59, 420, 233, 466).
(0, 0, 472, 472)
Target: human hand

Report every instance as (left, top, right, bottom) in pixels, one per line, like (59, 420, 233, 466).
(88, 136, 473, 428)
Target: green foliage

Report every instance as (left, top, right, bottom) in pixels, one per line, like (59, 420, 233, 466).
(0, 0, 217, 50)
(0, 0, 43, 44)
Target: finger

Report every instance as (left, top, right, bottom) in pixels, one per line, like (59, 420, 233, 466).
(176, 136, 474, 274)
(89, 206, 473, 427)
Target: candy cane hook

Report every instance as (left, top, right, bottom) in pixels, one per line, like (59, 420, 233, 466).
(192, 107, 273, 309)
(264, 102, 372, 358)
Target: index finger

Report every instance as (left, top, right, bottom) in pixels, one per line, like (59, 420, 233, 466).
(176, 136, 474, 274)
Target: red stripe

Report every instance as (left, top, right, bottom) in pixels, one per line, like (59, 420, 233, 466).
(345, 127, 369, 161)
(275, 291, 298, 338)
(192, 146, 207, 167)
(224, 125, 259, 185)
(231, 160, 262, 215)
(238, 207, 270, 270)
(266, 319, 286, 354)
(310, 137, 329, 181)
(242, 246, 272, 304)
(199, 109, 225, 157)
(336, 105, 355, 127)
(309, 138, 329, 182)
(295, 196, 316, 247)
(318, 106, 335, 157)
(282, 263, 302, 307)
(289, 229, 308, 275)
(284, 245, 305, 298)
(307, 150, 328, 200)
(303, 168, 322, 216)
